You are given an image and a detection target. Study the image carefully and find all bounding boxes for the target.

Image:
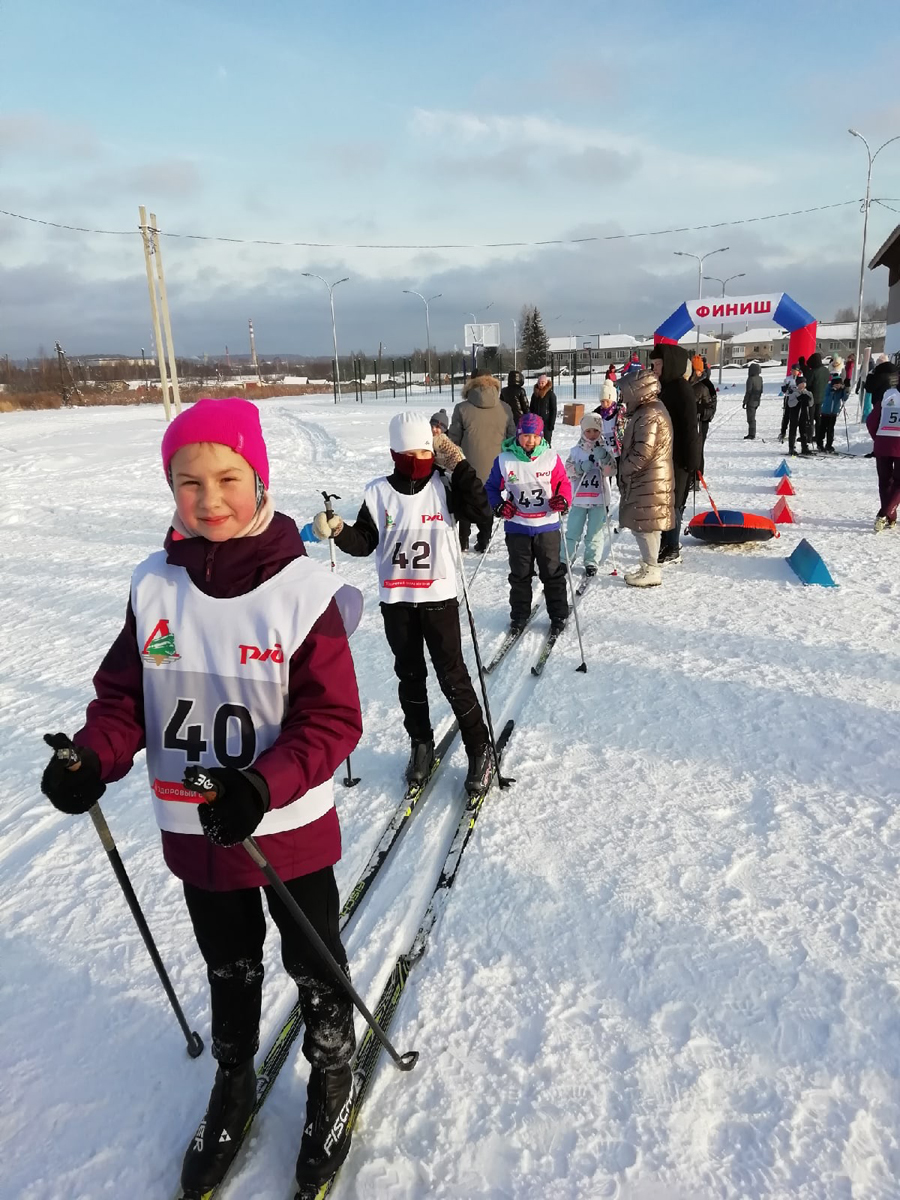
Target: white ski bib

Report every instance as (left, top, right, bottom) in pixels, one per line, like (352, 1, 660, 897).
(364, 474, 458, 603)
(497, 447, 559, 530)
(877, 390, 900, 439)
(573, 460, 611, 508)
(600, 413, 619, 455)
(131, 553, 363, 835)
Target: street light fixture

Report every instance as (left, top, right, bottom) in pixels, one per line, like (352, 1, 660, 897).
(848, 128, 900, 388)
(403, 290, 441, 391)
(675, 247, 729, 347)
(704, 272, 746, 386)
(302, 273, 349, 403)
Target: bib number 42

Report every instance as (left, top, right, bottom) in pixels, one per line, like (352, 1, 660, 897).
(164, 698, 256, 769)
(391, 540, 432, 570)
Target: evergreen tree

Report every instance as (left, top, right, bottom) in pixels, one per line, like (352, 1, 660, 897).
(523, 305, 549, 370)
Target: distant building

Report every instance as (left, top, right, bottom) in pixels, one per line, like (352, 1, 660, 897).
(815, 321, 885, 359)
(634, 331, 722, 365)
(869, 223, 900, 360)
(548, 333, 639, 373)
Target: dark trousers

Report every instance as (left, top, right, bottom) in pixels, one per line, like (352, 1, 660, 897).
(745, 405, 758, 438)
(698, 421, 710, 473)
(812, 401, 824, 448)
(506, 530, 568, 623)
(660, 466, 692, 553)
(780, 402, 790, 439)
(876, 456, 900, 521)
(381, 601, 487, 752)
(821, 412, 839, 450)
(457, 514, 492, 552)
(788, 406, 809, 454)
(183, 867, 354, 1068)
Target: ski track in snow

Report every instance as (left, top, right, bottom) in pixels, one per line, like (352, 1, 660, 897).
(1, 379, 899, 1200)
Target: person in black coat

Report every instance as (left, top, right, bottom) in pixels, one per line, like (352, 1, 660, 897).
(529, 375, 557, 445)
(742, 362, 763, 440)
(804, 352, 830, 451)
(649, 343, 701, 563)
(690, 361, 717, 472)
(499, 370, 529, 423)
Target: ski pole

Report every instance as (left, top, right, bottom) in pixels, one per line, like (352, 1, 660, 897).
(559, 516, 588, 673)
(449, 525, 515, 789)
(46, 737, 204, 1057)
(321, 490, 360, 789)
(841, 401, 851, 453)
(465, 515, 498, 590)
(603, 502, 619, 576)
(183, 767, 418, 1072)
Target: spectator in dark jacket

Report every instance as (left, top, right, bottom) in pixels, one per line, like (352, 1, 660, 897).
(449, 373, 515, 550)
(742, 362, 763, 440)
(499, 370, 529, 423)
(690, 355, 717, 471)
(804, 352, 830, 450)
(530, 375, 558, 445)
(649, 343, 700, 563)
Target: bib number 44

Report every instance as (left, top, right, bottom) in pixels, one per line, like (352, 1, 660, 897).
(164, 698, 257, 769)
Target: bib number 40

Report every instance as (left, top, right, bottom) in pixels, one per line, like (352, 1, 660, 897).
(164, 698, 256, 769)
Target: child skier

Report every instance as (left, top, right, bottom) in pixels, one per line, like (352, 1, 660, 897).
(39, 398, 365, 1197)
(593, 378, 628, 482)
(565, 411, 616, 576)
(485, 412, 572, 634)
(312, 411, 494, 796)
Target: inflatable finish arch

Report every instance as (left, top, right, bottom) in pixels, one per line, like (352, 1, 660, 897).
(654, 292, 817, 368)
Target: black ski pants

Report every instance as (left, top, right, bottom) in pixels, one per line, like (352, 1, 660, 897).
(812, 400, 824, 448)
(506, 530, 568, 624)
(787, 406, 809, 455)
(660, 466, 693, 554)
(821, 412, 838, 450)
(381, 600, 488, 752)
(698, 420, 710, 474)
(745, 404, 758, 438)
(183, 867, 354, 1069)
(457, 513, 492, 552)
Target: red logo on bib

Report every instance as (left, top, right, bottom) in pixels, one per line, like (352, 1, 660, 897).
(239, 643, 285, 665)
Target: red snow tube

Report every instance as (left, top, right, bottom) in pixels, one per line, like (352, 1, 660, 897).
(686, 509, 778, 545)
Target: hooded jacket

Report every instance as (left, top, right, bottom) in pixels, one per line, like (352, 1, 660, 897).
(743, 362, 763, 409)
(499, 371, 529, 423)
(529, 378, 558, 442)
(618, 374, 675, 533)
(649, 344, 701, 472)
(484, 435, 572, 536)
(449, 374, 516, 483)
(805, 353, 829, 405)
(692, 369, 718, 422)
(73, 513, 363, 891)
(865, 365, 900, 458)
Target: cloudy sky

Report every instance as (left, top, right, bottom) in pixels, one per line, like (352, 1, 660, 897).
(2, 0, 900, 360)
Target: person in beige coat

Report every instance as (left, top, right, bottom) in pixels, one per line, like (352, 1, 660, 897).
(449, 374, 515, 550)
(618, 368, 674, 588)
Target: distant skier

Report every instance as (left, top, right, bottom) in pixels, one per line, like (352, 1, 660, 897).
(312, 411, 495, 796)
(485, 412, 572, 635)
(564, 411, 616, 576)
(592, 377, 628, 485)
(39, 398, 365, 1196)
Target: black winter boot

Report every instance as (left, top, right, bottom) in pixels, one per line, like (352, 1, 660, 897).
(181, 1059, 256, 1196)
(464, 743, 493, 797)
(295, 1064, 357, 1189)
(405, 739, 435, 786)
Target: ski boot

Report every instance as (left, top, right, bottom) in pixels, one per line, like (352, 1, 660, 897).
(181, 1059, 256, 1197)
(405, 739, 435, 786)
(464, 744, 493, 798)
(584, 564, 598, 578)
(295, 1064, 356, 1193)
(549, 617, 568, 636)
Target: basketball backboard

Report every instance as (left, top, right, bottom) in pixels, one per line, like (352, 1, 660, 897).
(464, 322, 500, 348)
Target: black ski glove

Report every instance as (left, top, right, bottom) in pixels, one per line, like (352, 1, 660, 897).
(183, 765, 270, 847)
(41, 732, 106, 814)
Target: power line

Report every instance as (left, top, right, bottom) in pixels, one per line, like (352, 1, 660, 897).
(0, 198, 867, 252)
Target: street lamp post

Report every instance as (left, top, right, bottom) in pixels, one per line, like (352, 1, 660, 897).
(703, 272, 746, 387)
(403, 290, 441, 392)
(302, 273, 349, 403)
(511, 319, 517, 371)
(675, 247, 729, 348)
(848, 128, 900, 390)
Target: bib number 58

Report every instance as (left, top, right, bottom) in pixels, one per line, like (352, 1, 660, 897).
(164, 698, 256, 769)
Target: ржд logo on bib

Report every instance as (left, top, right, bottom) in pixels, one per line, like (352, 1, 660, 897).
(142, 619, 180, 666)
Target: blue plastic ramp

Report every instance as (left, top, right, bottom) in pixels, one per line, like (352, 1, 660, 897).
(786, 538, 837, 587)
(774, 459, 792, 477)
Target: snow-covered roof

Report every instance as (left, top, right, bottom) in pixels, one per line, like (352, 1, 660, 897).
(816, 321, 886, 339)
(633, 331, 721, 349)
(728, 327, 790, 345)
(548, 333, 639, 353)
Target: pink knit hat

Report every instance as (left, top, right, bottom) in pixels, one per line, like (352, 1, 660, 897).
(161, 397, 269, 488)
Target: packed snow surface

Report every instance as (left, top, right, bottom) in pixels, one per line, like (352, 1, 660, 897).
(1, 375, 899, 1199)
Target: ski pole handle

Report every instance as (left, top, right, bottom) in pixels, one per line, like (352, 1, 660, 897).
(322, 490, 341, 518)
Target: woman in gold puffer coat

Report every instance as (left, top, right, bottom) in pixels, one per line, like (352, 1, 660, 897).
(618, 369, 674, 588)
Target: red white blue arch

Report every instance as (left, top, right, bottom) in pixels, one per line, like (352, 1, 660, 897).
(655, 292, 817, 366)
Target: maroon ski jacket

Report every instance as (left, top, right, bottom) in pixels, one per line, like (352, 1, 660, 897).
(74, 513, 362, 891)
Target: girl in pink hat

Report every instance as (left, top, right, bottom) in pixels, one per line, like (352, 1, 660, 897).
(40, 398, 365, 1194)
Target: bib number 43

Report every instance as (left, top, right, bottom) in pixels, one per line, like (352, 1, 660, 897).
(164, 698, 256, 769)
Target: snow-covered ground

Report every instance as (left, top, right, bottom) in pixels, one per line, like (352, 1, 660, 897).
(2, 374, 899, 1200)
